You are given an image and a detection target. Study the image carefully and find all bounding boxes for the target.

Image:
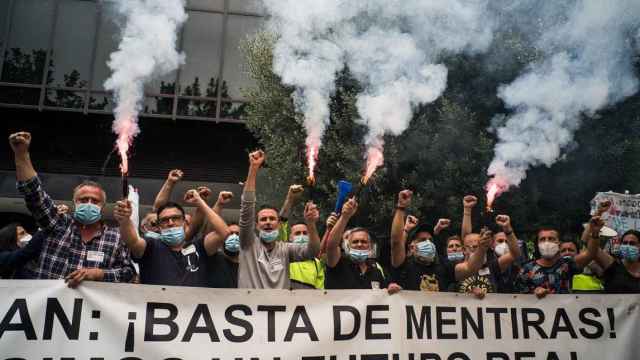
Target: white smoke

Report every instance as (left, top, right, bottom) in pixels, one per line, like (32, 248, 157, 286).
(104, 0, 187, 172)
(488, 0, 640, 188)
(262, 0, 494, 167)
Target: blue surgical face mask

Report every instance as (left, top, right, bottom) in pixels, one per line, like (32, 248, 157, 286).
(143, 231, 161, 241)
(619, 244, 639, 262)
(224, 233, 240, 253)
(448, 252, 465, 263)
(74, 203, 102, 225)
(292, 235, 309, 245)
(349, 248, 369, 263)
(159, 227, 185, 247)
(259, 229, 279, 243)
(416, 240, 436, 261)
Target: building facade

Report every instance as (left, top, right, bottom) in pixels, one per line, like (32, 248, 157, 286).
(1, 0, 265, 228)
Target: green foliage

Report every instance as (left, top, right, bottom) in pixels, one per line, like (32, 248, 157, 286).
(241, 31, 640, 240)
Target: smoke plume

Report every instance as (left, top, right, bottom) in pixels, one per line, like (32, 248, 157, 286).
(262, 0, 495, 175)
(488, 0, 640, 190)
(104, 0, 187, 173)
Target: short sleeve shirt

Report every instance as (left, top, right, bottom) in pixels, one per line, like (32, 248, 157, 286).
(135, 237, 210, 287)
(392, 256, 455, 292)
(517, 257, 580, 294)
(452, 257, 503, 294)
(326, 256, 387, 290)
(602, 260, 640, 294)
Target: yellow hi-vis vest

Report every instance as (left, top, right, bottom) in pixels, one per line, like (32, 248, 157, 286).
(289, 258, 325, 289)
(572, 274, 604, 292)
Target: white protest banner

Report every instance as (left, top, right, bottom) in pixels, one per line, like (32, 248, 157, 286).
(1, 280, 639, 360)
(591, 191, 640, 234)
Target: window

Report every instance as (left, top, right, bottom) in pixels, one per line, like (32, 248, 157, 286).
(49, 0, 97, 89)
(2, 0, 55, 84)
(1, 0, 265, 122)
(179, 10, 224, 117)
(223, 14, 263, 100)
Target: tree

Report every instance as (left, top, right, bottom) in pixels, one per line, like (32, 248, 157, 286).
(240, 31, 640, 248)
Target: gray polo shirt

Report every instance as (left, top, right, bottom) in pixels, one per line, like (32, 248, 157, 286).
(237, 190, 315, 289)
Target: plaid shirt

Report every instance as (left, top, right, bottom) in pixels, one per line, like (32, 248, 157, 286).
(17, 176, 134, 282)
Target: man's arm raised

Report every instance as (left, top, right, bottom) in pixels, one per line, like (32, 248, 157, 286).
(239, 150, 264, 249)
(326, 198, 358, 268)
(461, 195, 477, 239)
(114, 199, 147, 258)
(153, 169, 183, 212)
(184, 189, 229, 256)
(391, 190, 413, 268)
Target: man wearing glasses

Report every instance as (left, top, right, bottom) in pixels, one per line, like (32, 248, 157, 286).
(115, 188, 230, 287)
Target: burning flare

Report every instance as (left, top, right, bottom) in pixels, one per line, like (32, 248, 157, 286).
(362, 146, 383, 185)
(115, 116, 136, 175)
(306, 143, 318, 186)
(485, 177, 509, 212)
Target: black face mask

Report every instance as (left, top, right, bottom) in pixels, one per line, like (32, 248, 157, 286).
(223, 248, 239, 258)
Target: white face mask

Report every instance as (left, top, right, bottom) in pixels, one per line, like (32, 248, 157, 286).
(539, 242, 559, 259)
(494, 242, 509, 257)
(18, 234, 32, 247)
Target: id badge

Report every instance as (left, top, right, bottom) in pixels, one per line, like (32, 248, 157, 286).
(270, 258, 284, 272)
(87, 251, 104, 263)
(181, 245, 196, 256)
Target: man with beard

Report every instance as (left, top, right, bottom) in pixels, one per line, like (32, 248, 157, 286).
(237, 150, 321, 289)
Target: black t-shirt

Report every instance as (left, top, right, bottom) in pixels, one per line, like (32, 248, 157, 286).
(135, 237, 210, 287)
(207, 252, 239, 288)
(603, 260, 640, 294)
(450, 257, 502, 294)
(326, 256, 388, 290)
(392, 256, 455, 292)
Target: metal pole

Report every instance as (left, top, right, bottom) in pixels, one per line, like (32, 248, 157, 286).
(38, 0, 61, 111)
(84, 0, 102, 115)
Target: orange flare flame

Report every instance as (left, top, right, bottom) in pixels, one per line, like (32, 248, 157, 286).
(115, 116, 137, 175)
(306, 144, 318, 186)
(485, 177, 509, 211)
(362, 147, 383, 185)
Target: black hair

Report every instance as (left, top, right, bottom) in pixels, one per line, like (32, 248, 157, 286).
(536, 226, 560, 242)
(0, 223, 19, 252)
(621, 229, 640, 242)
(156, 201, 186, 219)
(291, 221, 308, 228)
(409, 223, 432, 241)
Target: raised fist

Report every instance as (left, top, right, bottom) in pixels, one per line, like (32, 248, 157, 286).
(8, 131, 31, 155)
(249, 150, 265, 168)
(397, 190, 413, 208)
(463, 195, 478, 209)
(167, 169, 183, 184)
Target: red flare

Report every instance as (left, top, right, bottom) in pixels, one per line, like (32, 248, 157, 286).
(306, 144, 318, 186)
(115, 116, 136, 175)
(485, 177, 509, 211)
(362, 147, 383, 185)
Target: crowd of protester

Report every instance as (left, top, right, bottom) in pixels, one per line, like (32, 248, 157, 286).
(1, 131, 639, 296)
